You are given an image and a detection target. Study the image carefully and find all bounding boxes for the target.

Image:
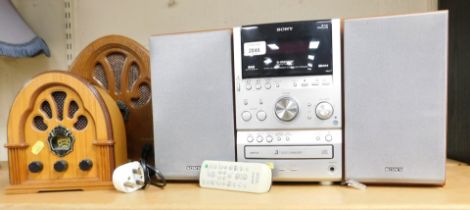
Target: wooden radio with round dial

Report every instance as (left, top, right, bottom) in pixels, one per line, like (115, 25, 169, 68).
(5, 71, 127, 193)
(70, 35, 153, 161)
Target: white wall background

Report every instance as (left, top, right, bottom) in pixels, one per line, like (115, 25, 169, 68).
(0, 0, 437, 161)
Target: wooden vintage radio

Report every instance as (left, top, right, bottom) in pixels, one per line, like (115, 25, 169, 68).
(70, 35, 153, 161)
(5, 71, 127, 193)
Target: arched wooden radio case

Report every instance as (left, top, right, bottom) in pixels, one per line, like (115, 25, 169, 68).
(5, 71, 127, 193)
(70, 35, 153, 161)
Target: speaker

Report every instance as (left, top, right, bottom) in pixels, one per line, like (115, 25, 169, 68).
(344, 11, 448, 185)
(150, 30, 235, 180)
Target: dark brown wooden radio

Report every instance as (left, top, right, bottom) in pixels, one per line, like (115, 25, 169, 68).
(5, 71, 127, 194)
(70, 35, 153, 161)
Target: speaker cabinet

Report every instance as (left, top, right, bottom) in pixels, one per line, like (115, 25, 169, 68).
(5, 71, 127, 193)
(150, 30, 235, 180)
(70, 35, 152, 161)
(343, 11, 448, 185)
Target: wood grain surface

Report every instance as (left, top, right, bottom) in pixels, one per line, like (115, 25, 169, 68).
(0, 160, 469, 210)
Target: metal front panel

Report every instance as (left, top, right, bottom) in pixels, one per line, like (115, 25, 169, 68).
(234, 19, 343, 182)
(237, 129, 342, 181)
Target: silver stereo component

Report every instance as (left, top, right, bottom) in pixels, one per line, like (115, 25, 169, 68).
(344, 11, 448, 185)
(150, 30, 236, 180)
(234, 19, 342, 182)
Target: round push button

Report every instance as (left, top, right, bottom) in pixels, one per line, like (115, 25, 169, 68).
(54, 160, 68, 172)
(28, 161, 43, 173)
(266, 135, 273, 143)
(256, 136, 264, 143)
(247, 136, 254, 143)
(241, 111, 252, 121)
(256, 111, 267, 121)
(79, 159, 93, 171)
(325, 134, 333, 142)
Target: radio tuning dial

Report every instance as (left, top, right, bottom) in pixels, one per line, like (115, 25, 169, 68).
(275, 97, 299, 121)
(315, 102, 334, 120)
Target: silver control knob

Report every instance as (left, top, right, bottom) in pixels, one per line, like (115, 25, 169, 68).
(315, 102, 334, 120)
(274, 97, 299, 121)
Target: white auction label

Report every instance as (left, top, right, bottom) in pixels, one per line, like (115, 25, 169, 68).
(244, 41, 266, 56)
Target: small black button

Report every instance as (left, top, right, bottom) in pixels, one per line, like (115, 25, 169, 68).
(54, 160, 68, 172)
(28, 161, 43, 173)
(79, 159, 93, 171)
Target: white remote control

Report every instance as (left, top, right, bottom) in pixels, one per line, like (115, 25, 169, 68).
(199, 160, 272, 193)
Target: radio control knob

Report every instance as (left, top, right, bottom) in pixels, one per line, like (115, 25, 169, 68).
(28, 161, 43, 173)
(315, 102, 334, 120)
(54, 160, 68, 172)
(79, 159, 93, 171)
(274, 97, 299, 121)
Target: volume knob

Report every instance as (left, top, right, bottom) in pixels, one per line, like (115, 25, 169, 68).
(275, 97, 299, 121)
(315, 102, 334, 120)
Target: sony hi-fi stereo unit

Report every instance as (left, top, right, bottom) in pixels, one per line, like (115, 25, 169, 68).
(344, 11, 448, 184)
(150, 30, 236, 180)
(234, 19, 342, 182)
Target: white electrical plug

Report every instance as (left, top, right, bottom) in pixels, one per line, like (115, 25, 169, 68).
(112, 161, 146, 193)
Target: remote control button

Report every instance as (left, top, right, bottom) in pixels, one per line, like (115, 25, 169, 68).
(247, 136, 254, 143)
(325, 134, 333, 142)
(246, 84, 252, 90)
(28, 161, 43, 173)
(285, 136, 290, 141)
(256, 136, 264, 143)
(266, 135, 273, 143)
(265, 83, 271, 89)
(256, 84, 262, 89)
(242, 111, 252, 121)
(256, 111, 267, 121)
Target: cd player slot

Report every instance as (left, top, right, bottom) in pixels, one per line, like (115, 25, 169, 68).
(244, 145, 333, 159)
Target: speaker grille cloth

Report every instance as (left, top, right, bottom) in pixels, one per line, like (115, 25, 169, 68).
(107, 53, 126, 92)
(68, 100, 78, 119)
(94, 63, 108, 89)
(33, 116, 47, 131)
(52, 91, 66, 121)
(128, 63, 139, 90)
(132, 84, 151, 106)
(41, 101, 52, 118)
(74, 115, 88, 130)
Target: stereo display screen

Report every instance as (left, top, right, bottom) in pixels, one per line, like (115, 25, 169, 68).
(241, 20, 333, 79)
